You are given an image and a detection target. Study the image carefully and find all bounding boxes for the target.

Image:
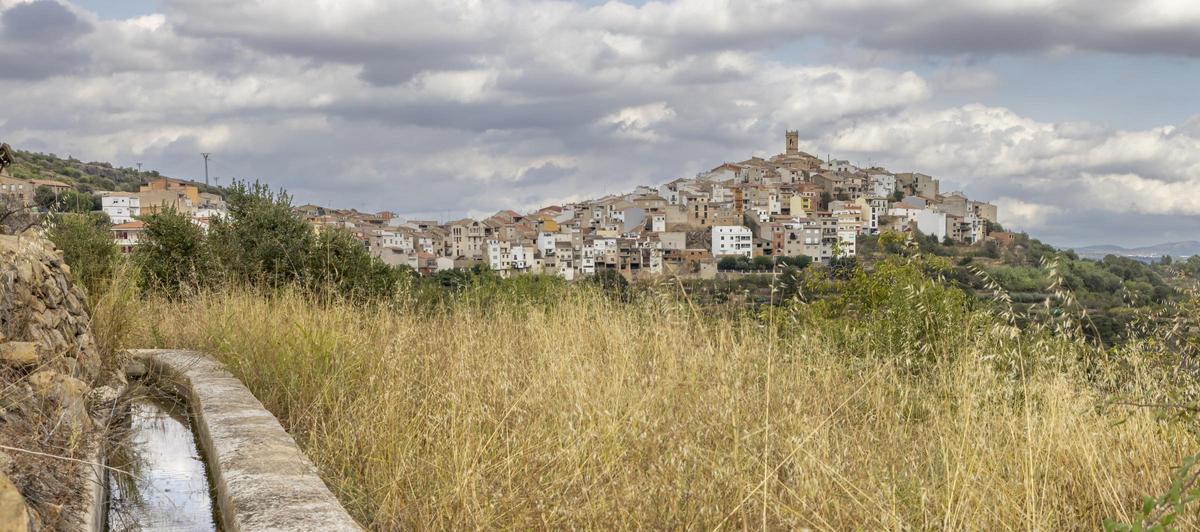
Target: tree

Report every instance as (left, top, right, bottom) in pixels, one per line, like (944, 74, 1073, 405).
(752, 255, 775, 271)
(307, 228, 408, 299)
(879, 231, 908, 255)
(779, 255, 812, 269)
(828, 256, 858, 280)
(586, 269, 630, 300)
(34, 186, 94, 213)
(890, 190, 904, 202)
(47, 212, 118, 296)
(978, 239, 1001, 259)
(206, 179, 411, 300)
(1186, 256, 1200, 277)
(208, 180, 314, 287)
(135, 207, 214, 294)
(717, 256, 738, 271)
(33, 186, 56, 209)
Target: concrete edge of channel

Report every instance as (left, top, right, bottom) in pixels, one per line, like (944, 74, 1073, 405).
(128, 349, 363, 532)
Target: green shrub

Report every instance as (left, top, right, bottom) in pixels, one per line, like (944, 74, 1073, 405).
(134, 207, 215, 295)
(47, 212, 118, 297)
(307, 228, 410, 300)
(208, 180, 314, 287)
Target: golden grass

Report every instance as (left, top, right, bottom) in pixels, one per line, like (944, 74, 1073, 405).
(121, 288, 1196, 530)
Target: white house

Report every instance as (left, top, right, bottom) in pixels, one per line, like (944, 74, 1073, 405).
(869, 173, 896, 197)
(913, 210, 949, 241)
(487, 240, 532, 276)
(822, 159, 858, 173)
(711, 225, 753, 257)
(101, 193, 140, 224)
(650, 214, 666, 233)
(836, 229, 858, 257)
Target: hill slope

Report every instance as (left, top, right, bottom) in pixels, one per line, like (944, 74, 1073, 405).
(5, 149, 222, 196)
(1073, 241, 1200, 260)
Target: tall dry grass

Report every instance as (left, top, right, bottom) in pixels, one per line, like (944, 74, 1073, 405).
(115, 281, 1198, 530)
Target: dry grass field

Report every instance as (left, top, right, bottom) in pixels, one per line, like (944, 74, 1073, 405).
(100, 265, 1199, 530)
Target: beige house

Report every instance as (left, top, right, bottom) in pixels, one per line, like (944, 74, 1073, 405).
(137, 189, 194, 216)
(29, 178, 71, 194)
(0, 175, 35, 207)
(447, 219, 488, 259)
(140, 177, 200, 206)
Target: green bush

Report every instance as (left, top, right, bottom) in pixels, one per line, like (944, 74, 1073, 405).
(209, 180, 313, 287)
(198, 179, 412, 300)
(47, 212, 118, 297)
(34, 186, 95, 213)
(134, 207, 215, 295)
(307, 228, 409, 300)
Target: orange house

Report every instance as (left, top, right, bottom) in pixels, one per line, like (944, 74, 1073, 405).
(140, 177, 200, 206)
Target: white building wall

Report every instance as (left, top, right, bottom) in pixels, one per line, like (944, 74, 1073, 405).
(870, 173, 896, 197)
(837, 230, 857, 257)
(102, 194, 141, 224)
(711, 225, 753, 257)
(913, 210, 949, 241)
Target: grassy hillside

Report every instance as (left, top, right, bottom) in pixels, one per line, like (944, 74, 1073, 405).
(6, 149, 223, 195)
(708, 231, 1188, 346)
(105, 260, 1200, 530)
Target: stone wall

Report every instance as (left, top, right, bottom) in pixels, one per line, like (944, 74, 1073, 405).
(0, 232, 109, 530)
(0, 233, 100, 379)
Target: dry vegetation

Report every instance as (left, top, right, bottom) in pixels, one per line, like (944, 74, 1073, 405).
(99, 261, 1200, 530)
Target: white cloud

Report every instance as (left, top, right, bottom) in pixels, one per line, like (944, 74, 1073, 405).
(819, 103, 1200, 243)
(601, 102, 677, 142)
(408, 69, 498, 103)
(1079, 173, 1200, 216)
(995, 197, 1054, 230)
(2, 0, 1199, 246)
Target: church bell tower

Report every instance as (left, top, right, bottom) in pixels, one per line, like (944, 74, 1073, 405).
(785, 130, 799, 155)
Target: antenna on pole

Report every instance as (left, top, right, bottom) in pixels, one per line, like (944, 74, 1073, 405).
(136, 162, 143, 172)
(201, 153, 211, 186)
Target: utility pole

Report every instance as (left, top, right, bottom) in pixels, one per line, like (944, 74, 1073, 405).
(201, 152, 211, 186)
(136, 162, 142, 173)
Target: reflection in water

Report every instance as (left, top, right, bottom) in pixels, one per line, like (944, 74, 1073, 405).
(107, 393, 219, 531)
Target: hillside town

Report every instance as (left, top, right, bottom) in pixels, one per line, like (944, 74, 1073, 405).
(3, 132, 998, 280)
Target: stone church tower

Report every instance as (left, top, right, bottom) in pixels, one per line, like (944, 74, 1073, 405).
(785, 130, 799, 155)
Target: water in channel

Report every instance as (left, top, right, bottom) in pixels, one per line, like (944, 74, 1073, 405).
(106, 390, 220, 531)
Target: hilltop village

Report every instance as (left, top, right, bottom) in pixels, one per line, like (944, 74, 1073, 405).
(3, 132, 998, 280)
(331, 132, 998, 279)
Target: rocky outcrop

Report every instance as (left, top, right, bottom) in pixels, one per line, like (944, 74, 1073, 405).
(0, 232, 108, 530)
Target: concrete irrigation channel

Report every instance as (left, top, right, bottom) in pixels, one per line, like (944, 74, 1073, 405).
(98, 349, 361, 532)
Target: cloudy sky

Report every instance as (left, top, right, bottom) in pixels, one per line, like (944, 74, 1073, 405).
(3, 0, 1200, 247)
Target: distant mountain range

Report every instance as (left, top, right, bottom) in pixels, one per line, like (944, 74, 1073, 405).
(1072, 241, 1200, 260)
